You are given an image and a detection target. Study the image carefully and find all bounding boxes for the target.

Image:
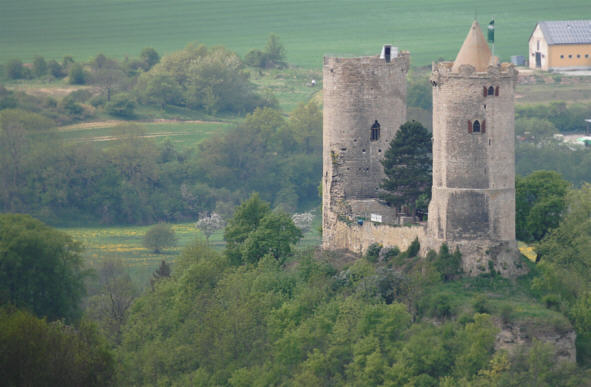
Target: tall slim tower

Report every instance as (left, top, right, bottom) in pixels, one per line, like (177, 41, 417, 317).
(427, 21, 523, 276)
(322, 46, 409, 250)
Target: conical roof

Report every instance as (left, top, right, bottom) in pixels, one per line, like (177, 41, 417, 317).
(451, 21, 492, 72)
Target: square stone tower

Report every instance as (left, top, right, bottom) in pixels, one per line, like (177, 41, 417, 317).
(427, 21, 525, 276)
(322, 47, 410, 250)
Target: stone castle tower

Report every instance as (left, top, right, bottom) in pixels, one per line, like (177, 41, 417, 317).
(427, 21, 523, 275)
(322, 46, 410, 250)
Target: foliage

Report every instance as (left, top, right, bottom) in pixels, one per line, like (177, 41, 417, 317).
(516, 170, 570, 242)
(32, 55, 47, 77)
(515, 117, 557, 142)
(0, 307, 114, 386)
(105, 92, 136, 118)
(85, 258, 138, 344)
(516, 102, 591, 134)
(68, 62, 86, 84)
(532, 184, 591, 364)
(143, 223, 177, 253)
(195, 212, 225, 243)
(224, 193, 301, 265)
(135, 43, 271, 114)
(381, 120, 432, 215)
(244, 34, 287, 68)
(5, 59, 29, 80)
(140, 47, 160, 70)
(432, 243, 463, 282)
(0, 214, 86, 322)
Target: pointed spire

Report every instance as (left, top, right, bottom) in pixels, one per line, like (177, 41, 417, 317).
(452, 20, 492, 72)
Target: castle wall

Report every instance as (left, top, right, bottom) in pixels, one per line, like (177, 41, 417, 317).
(427, 62, 524, 276)
(322, 52, 409, 250)
(329, 220, 425, 254)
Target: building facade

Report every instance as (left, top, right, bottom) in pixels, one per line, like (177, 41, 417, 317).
(529, 20, 591, 71)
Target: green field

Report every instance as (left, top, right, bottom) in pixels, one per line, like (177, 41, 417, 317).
(57, 120, 233, 149)
(1, 0, 589, 68)
(61, 214, 322, 286)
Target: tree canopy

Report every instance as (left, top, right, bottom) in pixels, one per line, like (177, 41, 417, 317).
(380, 120, 432, 216)
(0, 214, 86, 322)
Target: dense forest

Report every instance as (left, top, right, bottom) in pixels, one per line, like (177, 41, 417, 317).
(3, 37, 591, 386)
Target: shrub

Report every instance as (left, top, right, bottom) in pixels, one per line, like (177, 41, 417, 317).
(68, 63, 86, 84)
(405, 237, 420, 258)
(32, 56, 47, 77)
(500, 304, 514, 324)
(5, 59, 28, 80)
(365, 243, 382, 263)
(105, 93, 136, 118)
(473, 295, 490, 314)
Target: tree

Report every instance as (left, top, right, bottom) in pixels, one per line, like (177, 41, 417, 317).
(32, 55, 47, 77)
(240, 211, 302, 264)
(140, 47, 160, 70)
(143, 223, 177, 253)
(264, 33, 286, 68)
(381, 120, 432, 216)
(0, 214, 86, 322)
(224, 193, 271, 265)
(515, 170, 570, 242)
(68, 62, 86, 84)
(5, 59, 27, 79)
(85, 258, 137, 344)
(195, 212, 225, 244)
(0, 307, 114, 386)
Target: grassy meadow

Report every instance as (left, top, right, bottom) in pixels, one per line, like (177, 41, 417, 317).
(57, 120, 233, 150)
(2, 0, 590, 68)
(62, 214, 322, 286)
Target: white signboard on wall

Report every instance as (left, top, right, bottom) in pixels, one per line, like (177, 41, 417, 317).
(370, 213, 382, 223)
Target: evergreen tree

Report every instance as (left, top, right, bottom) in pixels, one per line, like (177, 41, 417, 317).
(380, 120, 432, 216)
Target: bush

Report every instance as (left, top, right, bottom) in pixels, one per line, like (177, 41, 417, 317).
(47, 59, 65, 78)
(405, 237, 420, 258)
(5, 59, 28, 80)
(500, 304, 514, 324)
(473, 295, 490, 314)
(244, 49, 267, 67)
(105, 93, 136, 118)
(143, 223, 177, 253)
(365, 243, 382, 263)
(32, 56, 47, 77)
(68, 63, 86, 84)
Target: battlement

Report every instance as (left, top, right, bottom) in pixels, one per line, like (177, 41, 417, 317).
(432, 60, 518, 80)
(323, 50, 410, 67)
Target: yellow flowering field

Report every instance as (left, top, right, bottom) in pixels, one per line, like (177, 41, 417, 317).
(61, 223, 225, 285)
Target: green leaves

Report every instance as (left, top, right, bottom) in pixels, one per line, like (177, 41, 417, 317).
(0, 214, 85, 322)
(381, 120, 432, 215)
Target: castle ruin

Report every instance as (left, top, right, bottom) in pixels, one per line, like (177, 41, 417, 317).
(322, 21, 525, 276)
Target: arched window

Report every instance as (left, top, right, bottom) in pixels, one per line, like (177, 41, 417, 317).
(488, 86, 494, 96)
(370, 120, 380, 141)
(473, 120, 481, 133)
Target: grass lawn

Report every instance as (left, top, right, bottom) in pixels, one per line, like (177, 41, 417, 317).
(1, 1, 589, 68)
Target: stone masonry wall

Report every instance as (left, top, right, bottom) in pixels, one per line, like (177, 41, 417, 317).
(329, 221, 425, 254)
(427, 62, 524, 276)
(322, 52, 409, 250)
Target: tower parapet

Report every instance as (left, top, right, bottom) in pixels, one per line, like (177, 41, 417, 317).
(427, 22, 524, 276)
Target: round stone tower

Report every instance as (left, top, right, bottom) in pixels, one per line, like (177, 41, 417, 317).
(322, 46, 409, 250)
(427, 21, 523, 276)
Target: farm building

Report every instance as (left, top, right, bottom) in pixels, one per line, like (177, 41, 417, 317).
(529, 20, 591, 71)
